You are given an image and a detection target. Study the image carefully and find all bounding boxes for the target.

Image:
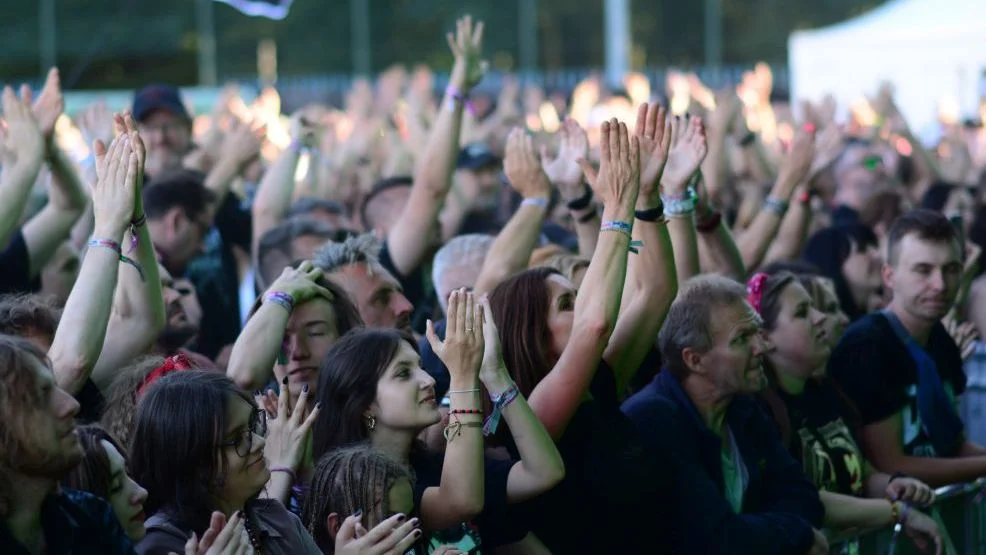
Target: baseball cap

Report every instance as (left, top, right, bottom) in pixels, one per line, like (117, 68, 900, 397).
(456, 143, 501, 171)
(132, 84, 191, 122)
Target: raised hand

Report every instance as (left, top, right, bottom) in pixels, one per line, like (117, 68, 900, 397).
(426, 289, 483, 381)
(541, 118, 589, 200)
(634, 102, 672, 201)
(661, 115, 708, 195)
(778, 127, 816, 186)
(26, 68, 64, 140)
(477, 296, 507, 384)
(1, 86, 45, 167)
(446, 15, 487, 92)
(503, 128, 551, 200)
(335, 512, 421, 555)
(576, 118, 641, 210)
(76, 100, 115, 148)
(264, 377, 320, 473)
(90, 129, 138, 235)
(220, 118, 265, 170)
(268, 261, 334, 305)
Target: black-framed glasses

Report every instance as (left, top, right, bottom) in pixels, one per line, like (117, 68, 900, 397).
(219, 409, 268, 458)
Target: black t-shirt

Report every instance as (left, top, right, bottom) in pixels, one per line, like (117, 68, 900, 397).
(769, 381, 866, 497)
(379, 240, 434, 334)
(410, 450, 526, 552)
(506, 360, 670, 553)
(0, 230, 37, 294)
(829, 313, 966, 457)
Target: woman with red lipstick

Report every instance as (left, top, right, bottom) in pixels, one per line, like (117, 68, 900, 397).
(312, 290, 563, 553)
(130, 371, 320, 554)
(750, 271, 942, 552)
(63, 425, 149, 542)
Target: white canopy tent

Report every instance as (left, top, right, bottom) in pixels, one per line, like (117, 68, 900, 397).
(788, 0, 986, 136)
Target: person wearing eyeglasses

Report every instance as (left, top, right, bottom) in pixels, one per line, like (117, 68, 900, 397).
(129, 370, 320, 554)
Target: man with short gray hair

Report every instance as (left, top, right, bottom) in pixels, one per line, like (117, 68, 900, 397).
(313, 233, 413, 332)
(622, 274, 826, 555)
(431, 234, 494, 315)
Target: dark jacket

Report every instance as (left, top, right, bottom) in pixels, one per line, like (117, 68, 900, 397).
(621, 370, 824, 554)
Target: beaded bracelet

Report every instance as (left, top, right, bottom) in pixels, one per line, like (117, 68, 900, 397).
(445, 85, 476, 116)
(483, 384, 520, 436)
(128, 214, 146, 254)
(264, 291, 295, 314)
(88, 239, 145, 282)
(521, 197, 549, 211)
(449, 408, 483, 416)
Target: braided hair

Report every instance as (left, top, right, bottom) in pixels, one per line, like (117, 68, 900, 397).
(301, 443, 413, 554)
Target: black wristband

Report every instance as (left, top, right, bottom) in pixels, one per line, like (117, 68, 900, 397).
(577, 209, 597, 224)
(739, 132, 756, 147)
(566, 184, 593, 211)
(634, 204, 664, 222)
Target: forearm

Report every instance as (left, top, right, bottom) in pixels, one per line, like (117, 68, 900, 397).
(47, 144, 89, 212)
(574, 203, 633, 333)
(227, 303, 290, 391)
(699, 128, 729, 204)
(864, 469, 892, 499)
(70, 203, 94, 249)
(668, 213, 700, 283)
(737, 176, 798, 270)
(439, 182, 473, 241)
(474, 204, 546, 295)
(49, 225, 124, 394)
(428, 376, 484, 528)
(872, 453, 986, 487)
(203, 158, 241, 223)
(697, 221, 746, 279)
(820, 490, 893, 532)
(483, 371, 564, 503)
(763, 192, 812, 265)
(261, 471, 294, 505)
(0, 160, 45, 246)
(252, 147, 302, 255)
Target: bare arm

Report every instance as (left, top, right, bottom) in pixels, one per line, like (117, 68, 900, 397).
(251, 145, 303, 257)
(541, 119, 598, 256)
(694, 174, 745, 279)
(662, 115, 707, 284)
(387, 19, 485, 276)
(202, 120, 263, 224)
(859, 412, 986, 487)
(0, 88, 45, 248)
(762, 186, 813, 266)
(473, 129, 551, 296)
(49, 132, 137, 394)
(23, 143, 89, 277)
(90, 114, 165, 390)
(604, 103, 678, 392)
(527, 120, 639, 439)
(736, 128, 814, 271)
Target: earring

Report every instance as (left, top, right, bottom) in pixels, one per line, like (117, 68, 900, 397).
(366, 415, 376, 431)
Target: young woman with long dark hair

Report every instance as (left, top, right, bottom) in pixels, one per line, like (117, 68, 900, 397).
(311, 290, 563, 553)
(129, 370, 320, 554)
(750, 271, 942, 552)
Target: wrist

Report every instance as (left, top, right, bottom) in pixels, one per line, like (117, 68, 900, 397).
(93, 223, 127, 242)
(601, 203, 634, 223)
(480, 366, 513, 391)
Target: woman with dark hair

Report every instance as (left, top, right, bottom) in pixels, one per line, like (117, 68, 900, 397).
(802, 223, 883, 321)
(130, 370, 320, 554)
(62, 425, 149, 542)
(312, 290, 563, 553)
(484, 116, 680, 553)
(301, 443, 426, 554)
(748, 272, 942, 551)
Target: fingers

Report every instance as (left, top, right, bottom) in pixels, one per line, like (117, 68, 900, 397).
(335, 513, 360, 544)
(19, 83, 32, 105)
(455, 288, 468, 337)
(464, 290, 476, 333)
(212, 510, 241, 550)
(425, 319, 442, 352)
(472, 20, 485, 48)
(291, 382, 310, 426)
(576, 157, 598, 186)
(599, 120, 611, 163)
(277, 376, 290, 419)
(609, 118, 621, 163)
(299, 400, 320, 434)
(263, 389, 278, 418)
(635, 103, 647, 138)
(630, 135, 640, 171)
(380, 518, 422, 553)
(362, 512, 406, 544)
(618, 121, 629, 161)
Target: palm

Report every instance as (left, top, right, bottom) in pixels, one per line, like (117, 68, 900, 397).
(662, 117, 708, 193)
(639, 135, 669, 196)
(542, 119, 588, 193)
(32, 68, 63, 138)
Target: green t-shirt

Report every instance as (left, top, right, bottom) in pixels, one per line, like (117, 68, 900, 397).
(721, 426, 748, 513)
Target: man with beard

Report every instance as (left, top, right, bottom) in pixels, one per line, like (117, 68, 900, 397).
(830, 209, 986, 485)
(155, 265, 202, 356)
(0, 335, 135, 553)
(312, 233, 414, 334)
(621, 275, 827, 554)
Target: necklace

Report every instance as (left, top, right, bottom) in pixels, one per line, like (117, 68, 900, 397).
(241, 510, 265, 554)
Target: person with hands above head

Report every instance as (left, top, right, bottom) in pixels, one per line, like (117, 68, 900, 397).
(750, 271, 941, 554)
(0, 85, 46, 293)
(541, 118, 597, 257)
(227, 260, 362, 514)
(487, 118, 678, 553)
(312, 290, 560, 553)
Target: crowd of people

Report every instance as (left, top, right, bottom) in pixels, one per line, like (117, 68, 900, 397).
(3, 13, 986, 555)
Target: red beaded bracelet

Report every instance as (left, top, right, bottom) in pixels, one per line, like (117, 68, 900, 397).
(449, 408, 483, 416)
